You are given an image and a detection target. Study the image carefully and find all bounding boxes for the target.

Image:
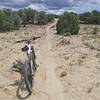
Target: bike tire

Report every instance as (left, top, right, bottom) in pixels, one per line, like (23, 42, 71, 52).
(16, 78, 31, 99)
(23, 60, 33, 93)
(16, 78, 24, 98)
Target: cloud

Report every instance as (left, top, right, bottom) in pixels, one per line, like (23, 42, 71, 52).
(0, 0, 100, 14)
(27, 3, 48, 11)
(0, 0, 30, 8)
(0, 0, 77, 8)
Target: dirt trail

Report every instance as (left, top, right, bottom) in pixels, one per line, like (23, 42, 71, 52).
(37, 19, 65, 100)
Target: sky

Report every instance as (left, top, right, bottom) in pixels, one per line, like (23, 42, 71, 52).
(0, 0, 100, 14)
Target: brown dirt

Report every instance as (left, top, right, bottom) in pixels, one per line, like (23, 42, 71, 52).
(0, 20, 100, 100)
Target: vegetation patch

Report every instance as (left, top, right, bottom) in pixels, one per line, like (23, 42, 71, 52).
(79, 10, 100, 25)
(0, 8, 54, 32)
(56, 12, 80, 36)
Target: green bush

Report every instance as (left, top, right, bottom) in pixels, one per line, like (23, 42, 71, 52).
(12, 12, 21, 29)
(47, 14, 54, 22)
(56, 12, 80, 35)
(0, 9, 14, 31)
(0, 8, 55, 31)
(2, 20, 14, 31)
(0, 8, 21, 31)
(79, 12, 92, 24)
(79, 10, 100, 25)
(24, 8, 36, 24)
(37, 11, 48, 25)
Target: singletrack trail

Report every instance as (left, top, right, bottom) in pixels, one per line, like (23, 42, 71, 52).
(37, 19, 65, 100)
(25, 19, 65, 100)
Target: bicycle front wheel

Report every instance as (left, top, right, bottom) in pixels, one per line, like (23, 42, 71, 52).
(16, 78, 31, 99)
(23, 60, 33, 93)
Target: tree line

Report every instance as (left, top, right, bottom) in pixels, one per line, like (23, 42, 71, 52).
(79, 10, 100, 25)
(0, 8, 54, 31)
(0, 8, 100, 35)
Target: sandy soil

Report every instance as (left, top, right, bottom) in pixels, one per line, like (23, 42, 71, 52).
(0, 19, 100, 100)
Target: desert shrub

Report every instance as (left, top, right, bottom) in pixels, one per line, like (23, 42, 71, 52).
(0, 11, 5, 31)
(24, 8, 37, 24)
(12, 12, 21, 29)
(0, 8, 55, 31)
(92, 10, 100, 25)
(0, 9, 14, 31)
(79, 10, 100, 25)
(47, 14, 54, 22)
(0, 8, 21, 31)
(2, 20, 14, 31)
(56, 12, 80, 35)
(37, 12, 55, 24)
(37, 11, 48, 25)
(79, 12, 92, 24)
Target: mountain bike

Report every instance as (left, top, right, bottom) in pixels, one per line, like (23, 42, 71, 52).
(11, 41, 37, 99)
(11, 40, 38, 99)
(11, 59, 33, 99)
